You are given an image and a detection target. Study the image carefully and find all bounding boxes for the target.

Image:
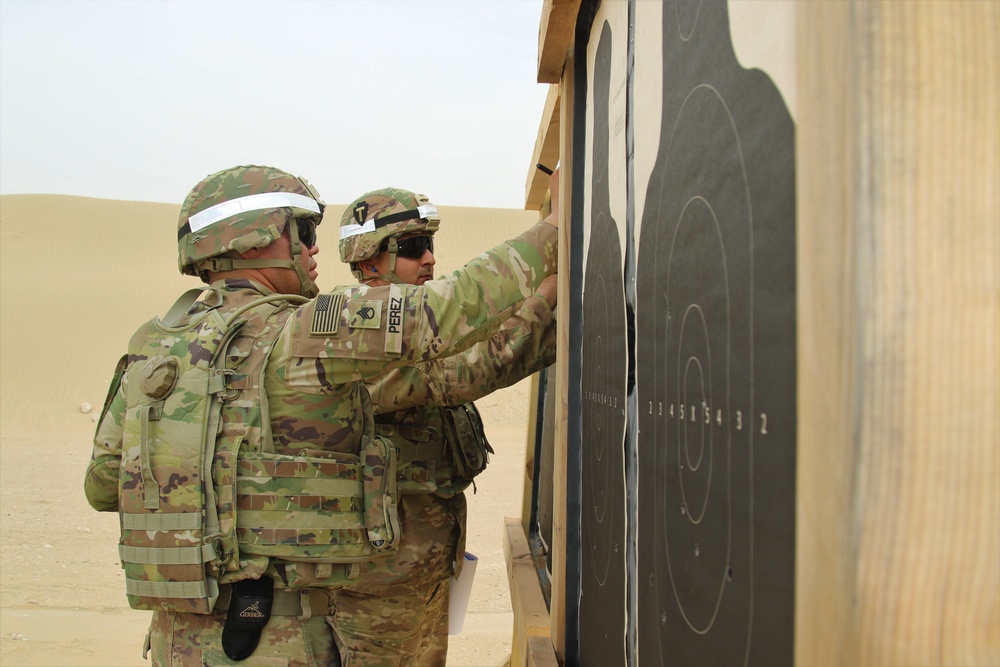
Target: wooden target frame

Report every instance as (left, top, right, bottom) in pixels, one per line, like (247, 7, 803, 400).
(515, 2, 998, 666)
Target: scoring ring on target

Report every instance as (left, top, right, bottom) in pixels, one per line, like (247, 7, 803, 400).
(655, 92, 748, 636)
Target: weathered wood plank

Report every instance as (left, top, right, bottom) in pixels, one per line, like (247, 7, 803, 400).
(504, 517, 553, 667)
(537, 0, 582, 83)
(525, 84, 561, 211)
(796, 2, 1000, 665)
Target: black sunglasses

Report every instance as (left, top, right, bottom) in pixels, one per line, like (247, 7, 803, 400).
(385, 235, 434, 259)
(296, 219, 317, 248)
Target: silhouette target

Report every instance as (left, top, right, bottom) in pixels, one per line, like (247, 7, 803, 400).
(579, 19, 628, 666)
(634, 1, 796, 665)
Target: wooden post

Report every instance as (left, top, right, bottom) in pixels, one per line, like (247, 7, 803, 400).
(549, 43, 575, 663)
(537, 0, 583, 84)
(522, 372, 541, 533)
(505, 518, 557, 667)
(796, 2, 1000, 665)
(525, 84, 561, 212)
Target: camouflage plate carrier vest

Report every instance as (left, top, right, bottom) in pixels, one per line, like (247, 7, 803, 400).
(114, 287, 400, 614)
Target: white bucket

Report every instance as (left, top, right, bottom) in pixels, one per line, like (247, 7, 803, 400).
(448, 552, 479, 635)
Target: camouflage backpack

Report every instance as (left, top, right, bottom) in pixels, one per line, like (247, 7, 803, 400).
(111, 287, 400, 614)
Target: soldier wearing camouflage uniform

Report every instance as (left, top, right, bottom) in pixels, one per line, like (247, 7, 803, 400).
(84, 165, 558, 666)
(328, 177, 559, 665)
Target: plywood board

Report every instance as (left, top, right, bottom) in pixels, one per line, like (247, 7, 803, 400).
(795, 2, 1000, 664)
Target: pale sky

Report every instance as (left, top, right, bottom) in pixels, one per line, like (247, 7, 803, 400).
(0, 0, 551, 209)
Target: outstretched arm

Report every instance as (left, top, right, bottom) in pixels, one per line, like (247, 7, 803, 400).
(368, 286, 556, 413)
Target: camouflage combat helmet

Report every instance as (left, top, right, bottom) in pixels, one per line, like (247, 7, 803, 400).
(339, 187, 440, 282)
(178, 164, 326, 298)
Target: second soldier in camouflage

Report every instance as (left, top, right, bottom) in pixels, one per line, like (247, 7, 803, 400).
(327, 179, 559, 664)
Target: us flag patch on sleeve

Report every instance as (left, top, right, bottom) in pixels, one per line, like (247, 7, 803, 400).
(310, 293, 344, 335)
(348, 300, 382, 329)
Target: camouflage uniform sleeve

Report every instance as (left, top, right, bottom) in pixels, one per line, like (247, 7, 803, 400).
(367, 292, 557, 413)
(283, 221, 558, 389)
(85, 364, 127, 512)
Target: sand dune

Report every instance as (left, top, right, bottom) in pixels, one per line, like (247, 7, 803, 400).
(0, 193, 541, 666)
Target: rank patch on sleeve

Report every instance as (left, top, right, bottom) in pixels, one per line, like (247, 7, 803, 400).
(385, 284, 404, 357)
(311, 293, 344, 335)
(348, 300, 382, 329)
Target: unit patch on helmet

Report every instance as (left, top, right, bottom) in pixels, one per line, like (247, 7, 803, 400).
(347, 300, 382, 329)
(353, 202, 370, 225)
(311, 293, 344, 335)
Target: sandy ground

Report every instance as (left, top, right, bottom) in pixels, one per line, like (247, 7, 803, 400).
(0, 194, 541, 666)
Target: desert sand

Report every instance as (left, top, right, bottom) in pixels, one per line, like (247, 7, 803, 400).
(0, 193, 543, 666)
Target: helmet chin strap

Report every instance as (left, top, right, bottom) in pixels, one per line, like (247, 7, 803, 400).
(199, 220, 320, 298)
(292, 260, 320, 298)
(199, 256, 318, 297)
(358, 238, 406, 285)
(381, 238, 407, 285)
(288, 218, 320, 298)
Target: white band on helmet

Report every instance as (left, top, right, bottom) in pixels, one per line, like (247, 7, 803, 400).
(340, 218, 377, 240)
(188, 192, 321, 233)
(340, 204, 439, 240)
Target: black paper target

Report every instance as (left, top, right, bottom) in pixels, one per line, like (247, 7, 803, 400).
(645, 94, 746, 644)
(579, 18, 629, 666)
(633, 1, 797, 665)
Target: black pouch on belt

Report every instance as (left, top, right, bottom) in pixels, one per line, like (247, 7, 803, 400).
(442, 403, 495, 480)
(222, 577, 274, 661)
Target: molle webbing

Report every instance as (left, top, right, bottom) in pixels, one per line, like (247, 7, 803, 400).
(119, 511, 218, 600)
(235, 441, 399, 561)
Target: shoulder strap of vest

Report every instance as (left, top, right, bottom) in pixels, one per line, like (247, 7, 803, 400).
(223, 293, 308, 328)
(224, 292, 308, 450)
(160, 289, 308, 330)
(202, 292, 309, 538)
(161, 288, 208, 327)
(359, 382, 376, 443)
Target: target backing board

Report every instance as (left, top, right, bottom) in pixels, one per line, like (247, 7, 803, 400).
(577, 0, 630, 664)
(632, 0, 797, 665)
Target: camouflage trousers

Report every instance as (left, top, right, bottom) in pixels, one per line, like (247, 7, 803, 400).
(146, 608, 339, 667)
(329, 492, 467, 667)
(144, 492, 465, 667)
